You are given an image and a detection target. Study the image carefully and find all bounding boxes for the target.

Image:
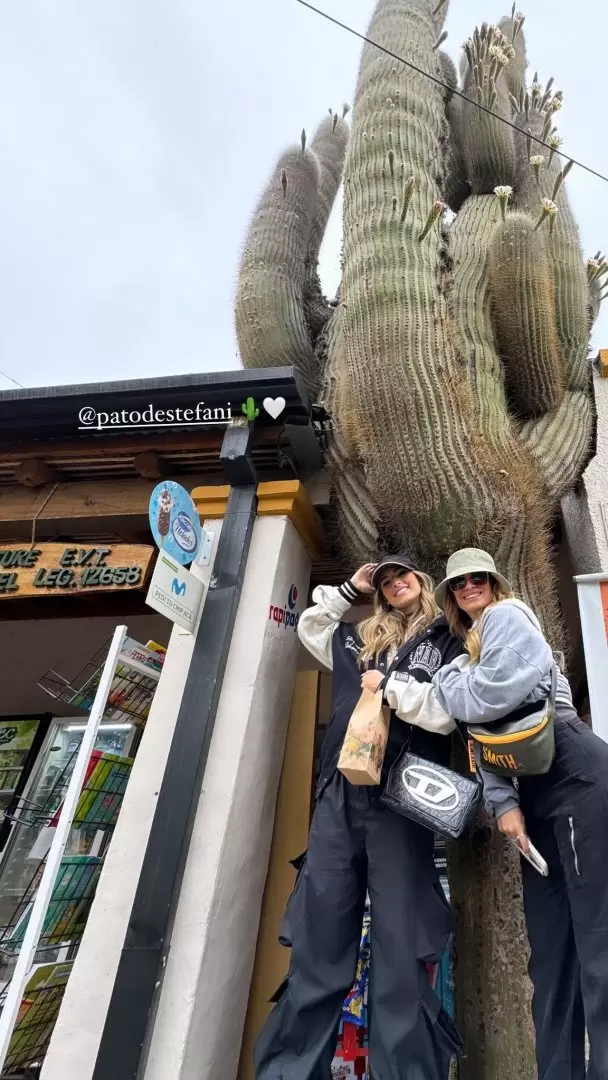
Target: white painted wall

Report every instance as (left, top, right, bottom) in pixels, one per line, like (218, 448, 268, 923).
(40, 522, 224, 1080)
(142, 514, 312, 1080)
(563, 370, 608, 574)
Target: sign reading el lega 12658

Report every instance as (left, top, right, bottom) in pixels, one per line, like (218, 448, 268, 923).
(0, 544, 155, 598)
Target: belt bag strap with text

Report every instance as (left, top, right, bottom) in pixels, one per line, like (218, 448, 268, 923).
(467, 666, 557, 777)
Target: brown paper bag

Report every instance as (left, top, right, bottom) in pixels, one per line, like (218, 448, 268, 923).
(338, 689, 390, 786)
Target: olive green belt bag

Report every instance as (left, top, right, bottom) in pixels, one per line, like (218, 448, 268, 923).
(468, 666, 557, 777)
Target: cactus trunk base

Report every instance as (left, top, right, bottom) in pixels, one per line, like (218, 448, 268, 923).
(448, 825, 537, 1080)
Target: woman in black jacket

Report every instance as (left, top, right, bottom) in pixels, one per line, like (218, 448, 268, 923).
(254, 554, 464, 1080)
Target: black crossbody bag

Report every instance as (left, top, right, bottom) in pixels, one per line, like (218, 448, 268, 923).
(375, 651, 482, 840)
(381, 742, 482, 840)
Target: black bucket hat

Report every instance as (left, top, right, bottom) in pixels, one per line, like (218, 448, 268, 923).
(371, 553, 419, 591)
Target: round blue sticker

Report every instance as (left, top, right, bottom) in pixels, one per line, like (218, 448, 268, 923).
(148, 481, 201, 566)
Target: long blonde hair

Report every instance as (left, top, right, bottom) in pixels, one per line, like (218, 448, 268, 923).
(443, 579, 514, 662)
(357, 571, 439, 666)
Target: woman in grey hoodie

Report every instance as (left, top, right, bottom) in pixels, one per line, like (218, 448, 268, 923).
(382, 547, 608, 1080)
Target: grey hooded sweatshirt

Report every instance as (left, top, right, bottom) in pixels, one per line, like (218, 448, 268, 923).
(431, 599, 578, 819)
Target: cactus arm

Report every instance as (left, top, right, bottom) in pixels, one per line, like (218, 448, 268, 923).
(235, 144, 320, 389)
(304, 114, 351, 340)
(449, 194, 511, 447)
(520, 391, 594, 500)
(459, 23, 517, 194)
(487, 211, 565, 415)
(339, 0, 495, 554)
(235, 113, 350, 394)
(307, 114, 350, 271)
(498, 14, 528, 100)
(512, 94, 589, 392)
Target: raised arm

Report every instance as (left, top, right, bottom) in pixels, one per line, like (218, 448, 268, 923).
(297, 563, 376, 671)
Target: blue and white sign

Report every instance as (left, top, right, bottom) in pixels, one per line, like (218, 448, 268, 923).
(148, 481, 201, 566)
(146, 552, 204, 633)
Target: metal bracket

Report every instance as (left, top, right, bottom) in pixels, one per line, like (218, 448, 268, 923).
(195, 528, 215, 568)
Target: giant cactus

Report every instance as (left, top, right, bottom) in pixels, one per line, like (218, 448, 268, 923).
(235, 2, 601, 1073)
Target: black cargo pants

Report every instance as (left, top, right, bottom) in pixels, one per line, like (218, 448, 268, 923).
(519, 716, 608, 1080)
(254, 772, 463, 1080)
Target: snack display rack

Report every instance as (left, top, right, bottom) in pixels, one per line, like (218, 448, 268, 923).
(0, 636, 164, 1078)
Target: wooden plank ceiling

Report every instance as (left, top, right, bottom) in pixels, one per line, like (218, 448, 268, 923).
(0, 428, 294, 487)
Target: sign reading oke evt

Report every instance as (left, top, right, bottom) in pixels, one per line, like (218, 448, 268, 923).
(0, 544, 155, 598)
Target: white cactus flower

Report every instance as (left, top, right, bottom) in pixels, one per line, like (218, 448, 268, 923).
(489, 45, 510, 65)
(535, 198, 559, 233)
(494, 185, 513, 220)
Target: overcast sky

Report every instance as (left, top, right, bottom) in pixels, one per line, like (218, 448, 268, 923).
(0, 1, 606, 390)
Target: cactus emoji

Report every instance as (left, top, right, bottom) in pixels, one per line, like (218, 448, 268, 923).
(241, 397, 259, 421)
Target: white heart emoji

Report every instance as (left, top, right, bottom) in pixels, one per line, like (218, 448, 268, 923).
(263, 396, 286, 420)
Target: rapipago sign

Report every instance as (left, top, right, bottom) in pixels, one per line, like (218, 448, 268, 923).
(268, 584, 301, 634)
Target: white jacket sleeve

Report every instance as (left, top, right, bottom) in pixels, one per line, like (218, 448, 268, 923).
(383, 673, 456, 735)
(297, 583, 359, 671)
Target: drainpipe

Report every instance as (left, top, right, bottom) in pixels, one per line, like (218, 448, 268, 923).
(92, 421, 257, 1080)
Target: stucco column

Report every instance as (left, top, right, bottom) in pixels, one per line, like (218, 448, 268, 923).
(142, 480, 323, 1080)
(41, 494, 228, 1080)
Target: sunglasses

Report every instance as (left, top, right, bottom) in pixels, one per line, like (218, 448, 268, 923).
(448, 571, 490, 593)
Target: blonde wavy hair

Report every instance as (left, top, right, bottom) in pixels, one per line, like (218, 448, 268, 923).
(357, 571, 439, 666)
(443, 579, 514, 662)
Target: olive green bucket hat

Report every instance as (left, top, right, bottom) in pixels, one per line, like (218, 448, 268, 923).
(435, 548, 512, 610)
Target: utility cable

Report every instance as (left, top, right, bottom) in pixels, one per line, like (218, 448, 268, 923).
(295, 0, 608, 187)
(0, 369, 23, 389)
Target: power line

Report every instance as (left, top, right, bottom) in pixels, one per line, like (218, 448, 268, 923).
(0, 369, 23, 389)
(295, 0, 608, 188)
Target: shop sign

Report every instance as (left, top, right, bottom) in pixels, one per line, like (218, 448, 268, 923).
(148, 480, 201, 566)
(145, 552, 204, 633)
(0, 544, 155, 599)
(267, 583, 301, 635)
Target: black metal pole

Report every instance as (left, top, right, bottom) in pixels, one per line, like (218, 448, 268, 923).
(92, 427, 257, 1080)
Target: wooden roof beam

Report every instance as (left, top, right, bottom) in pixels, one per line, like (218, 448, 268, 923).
(0, 474, 212, 540)
(15, 458, 58, 488)
(133, 452, 170, 480)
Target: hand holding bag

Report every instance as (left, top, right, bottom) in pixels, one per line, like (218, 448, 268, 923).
(337, 688, 390, 786)
(467, 665, 557, 777)
(381, 745, 482, 840)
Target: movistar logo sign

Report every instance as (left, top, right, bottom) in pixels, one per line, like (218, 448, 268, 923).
(171, 578, 187, 597)
(268, 584, 300, 632)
